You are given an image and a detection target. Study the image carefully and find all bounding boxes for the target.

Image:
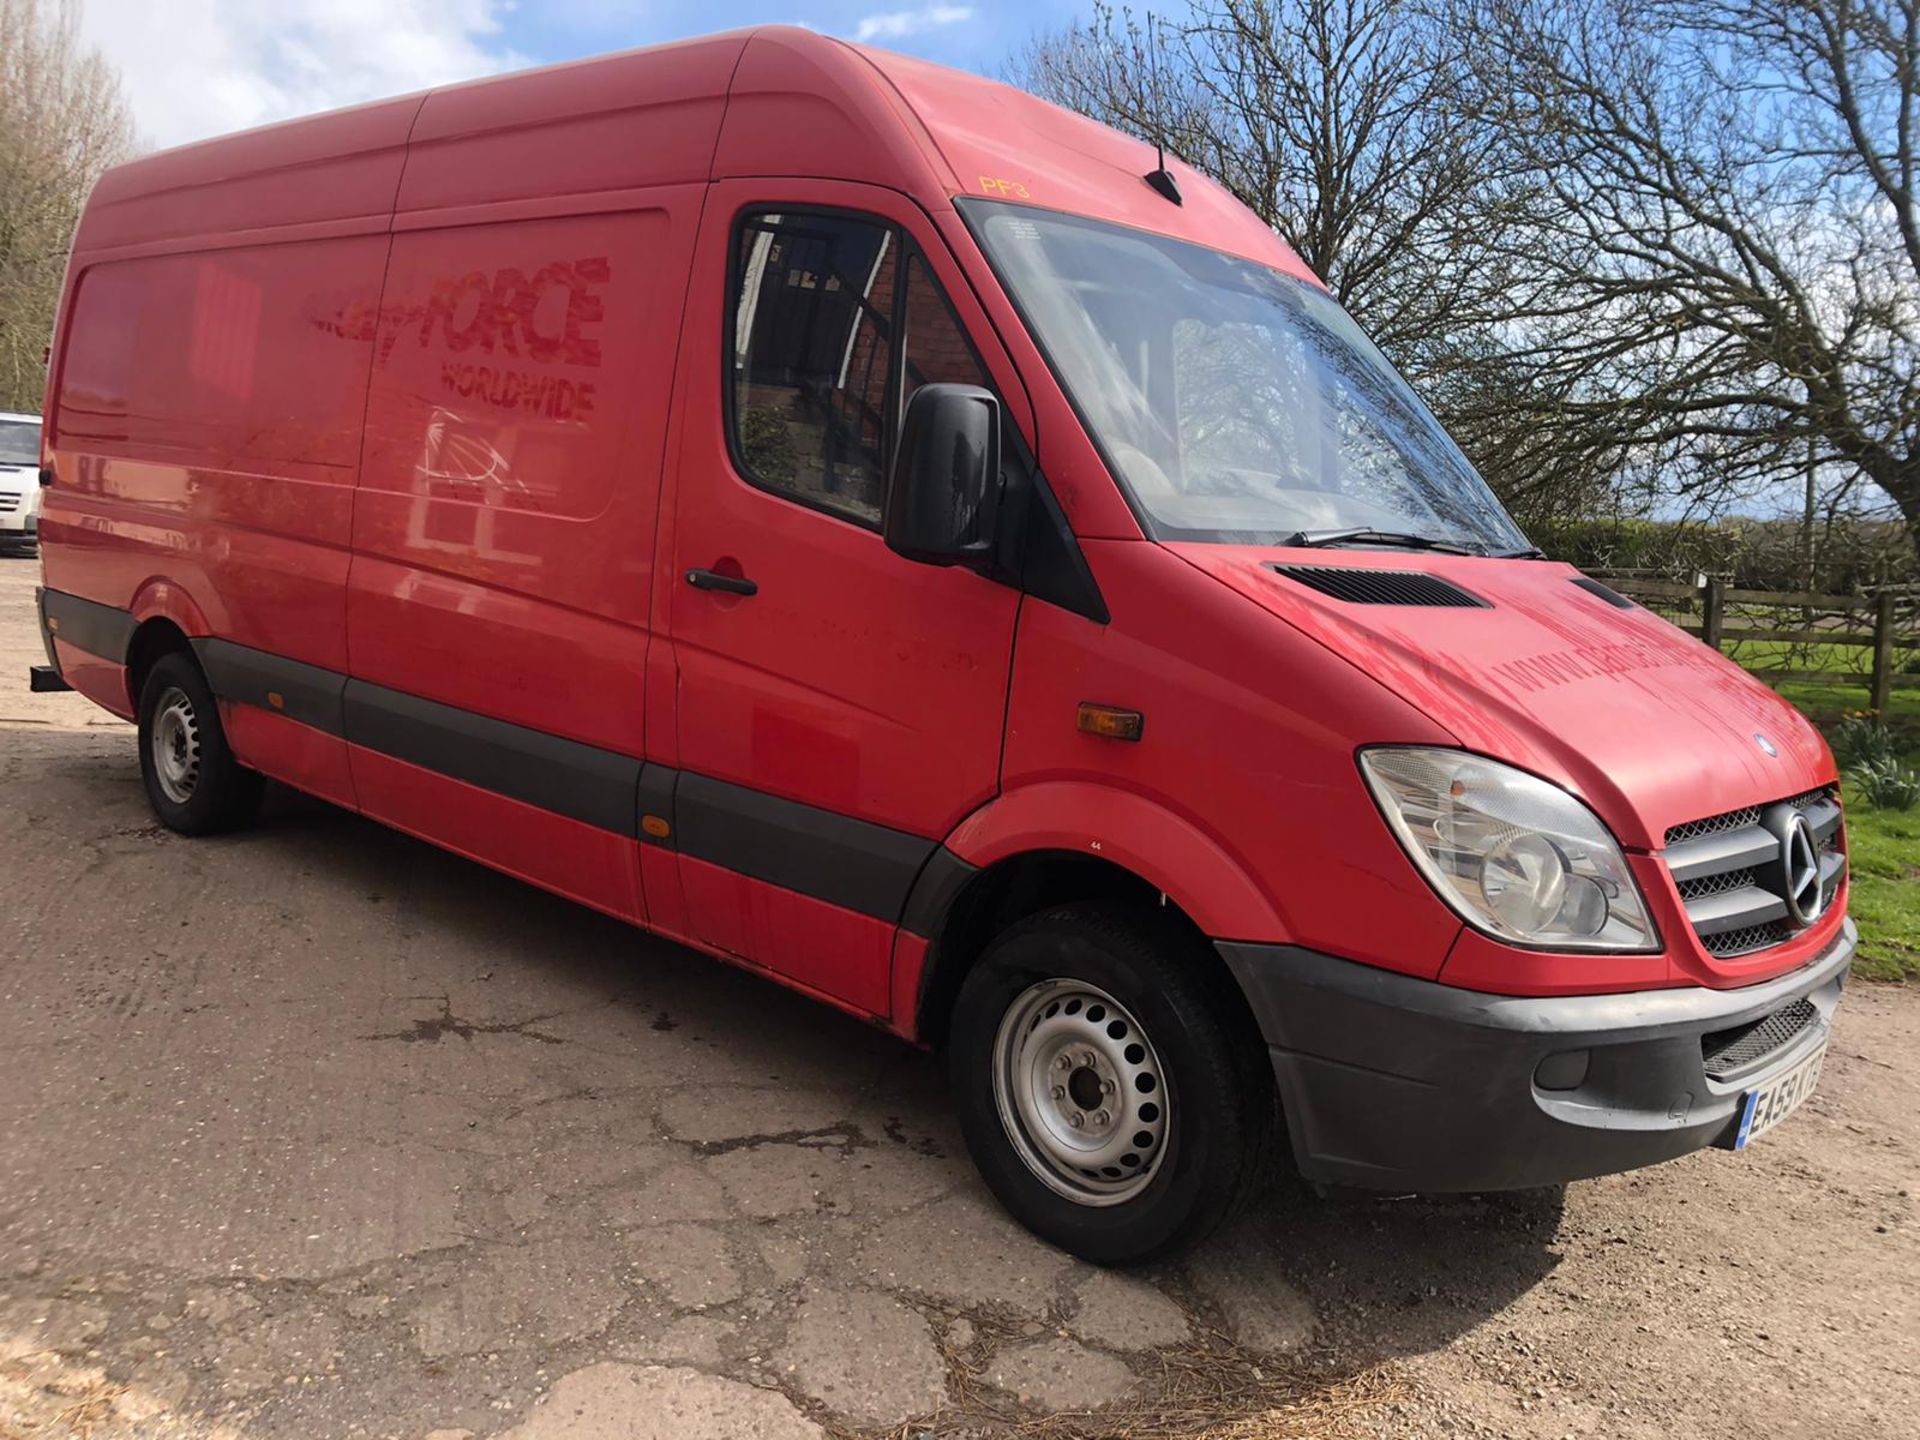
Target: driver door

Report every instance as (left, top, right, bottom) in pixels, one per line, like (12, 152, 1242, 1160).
(657, 180, 1029, 1016)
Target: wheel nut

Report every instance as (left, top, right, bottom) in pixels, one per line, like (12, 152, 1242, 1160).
(1094, 1109, 1110, 1127)
(1055, 1055, 1072, 1072)
(1100, 1078, 1115, 1095)
(1050, 1085, 1066, 1101)
(1068, 1112, 1084, 1128)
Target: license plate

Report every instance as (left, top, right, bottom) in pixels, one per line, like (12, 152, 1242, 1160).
(1733, 1044, 1825, 1149)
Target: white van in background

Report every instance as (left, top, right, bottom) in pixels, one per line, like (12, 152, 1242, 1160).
(0, 413, 42, 553)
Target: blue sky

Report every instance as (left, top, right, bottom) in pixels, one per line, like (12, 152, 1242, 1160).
(78, 0, 1096, 151)
(497, 0, 1068, 73)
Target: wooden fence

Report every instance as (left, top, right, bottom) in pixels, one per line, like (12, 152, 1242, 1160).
(1590, 573, 1919, 712)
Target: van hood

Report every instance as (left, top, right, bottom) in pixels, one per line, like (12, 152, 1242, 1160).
(1170, 544, 1837, 851)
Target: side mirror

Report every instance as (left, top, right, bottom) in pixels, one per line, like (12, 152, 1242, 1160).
(884, 383, 1002, 567)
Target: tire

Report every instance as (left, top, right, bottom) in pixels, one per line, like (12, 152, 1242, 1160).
(136, 651, 262, 835)
(948, 902, 1274, 1266)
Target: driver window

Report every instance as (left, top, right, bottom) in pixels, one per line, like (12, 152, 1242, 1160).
(729, 211, 997, 530)
(731, 212, 897, 526)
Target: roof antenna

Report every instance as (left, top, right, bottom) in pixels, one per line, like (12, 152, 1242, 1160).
(1142, 13, 1182, 205)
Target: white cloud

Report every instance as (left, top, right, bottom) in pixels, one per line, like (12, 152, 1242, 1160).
(853, 4, 974, 42)
(78, 0, 530, 150)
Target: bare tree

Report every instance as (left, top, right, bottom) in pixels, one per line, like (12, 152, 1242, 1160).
(1009, 0, 1920, 553)
(0, 0, 136, 414)
(1450, 0, 1920, 559)
(1011, 2, 1522, 359)
(1007, 1, 1608, 523)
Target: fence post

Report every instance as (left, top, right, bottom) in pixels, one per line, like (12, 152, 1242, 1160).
(1702, 575, 1725, 651)
(1870, 590, 1895, 714)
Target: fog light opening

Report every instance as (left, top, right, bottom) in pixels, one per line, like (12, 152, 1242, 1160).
(1534, 1049, 1591, 1092)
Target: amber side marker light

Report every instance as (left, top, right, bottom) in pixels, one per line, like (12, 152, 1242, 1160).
(267, 691, 286, 711)
(1077, 703, 1144, 742)
(640, 814, 672, 840)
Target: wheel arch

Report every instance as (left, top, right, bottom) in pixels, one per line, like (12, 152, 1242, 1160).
(907, 782, 1289, 1047)
(942, 780, 1288, 940)
(124, 622, 198, 713)
(123, 580, 211, 710)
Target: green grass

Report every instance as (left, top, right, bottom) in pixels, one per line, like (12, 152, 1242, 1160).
(1720, 637, 1920, 731)
(1769, 676, 1920, 748)
(1721, 637, 1875, 672)
(1839, 793, 1920, 982)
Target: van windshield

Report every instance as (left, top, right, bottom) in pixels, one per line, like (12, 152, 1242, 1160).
(961, 201, 1529, 554)
(0, 419, 38, 467)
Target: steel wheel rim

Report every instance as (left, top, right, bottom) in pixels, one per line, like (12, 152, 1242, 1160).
(151, 686, 201, 805)
(991, 978, 1169, 1206)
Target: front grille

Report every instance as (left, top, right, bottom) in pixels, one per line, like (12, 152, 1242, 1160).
(1701, 922, 1792, 957)
(1701, 998, 1819, 1080)
(1663, 786, 1845, 958)
(0, 493, 20, 513)
(1675, 866, 1756, 901)
(1664, 787, 1832, 849)
(1665, 806, 1761, 847)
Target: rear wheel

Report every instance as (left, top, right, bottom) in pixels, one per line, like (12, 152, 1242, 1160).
(136, 651, 261, 835)
(949, 902, 1272, 1265)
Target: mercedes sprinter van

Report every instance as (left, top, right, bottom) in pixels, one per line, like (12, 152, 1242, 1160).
(31, 28, 1853, 1263)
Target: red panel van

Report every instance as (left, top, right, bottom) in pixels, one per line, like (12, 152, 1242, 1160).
(30, 28, 1853, 1262)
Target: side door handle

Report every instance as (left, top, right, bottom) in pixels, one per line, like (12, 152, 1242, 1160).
(685, 567, 758, 597)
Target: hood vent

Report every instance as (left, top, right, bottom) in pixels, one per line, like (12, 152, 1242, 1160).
(1267, 564, 1489, 608)
(1570, 576, 1635, 609)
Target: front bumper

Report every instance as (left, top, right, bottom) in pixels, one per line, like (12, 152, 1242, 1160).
(1219, 919, 1853, 1192)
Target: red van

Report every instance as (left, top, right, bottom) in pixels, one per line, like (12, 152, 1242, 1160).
(31, 28, 1852, 1263)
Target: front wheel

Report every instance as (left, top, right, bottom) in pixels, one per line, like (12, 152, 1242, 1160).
(136, 651, 262, 835)
(949, 903, 1273, 1266)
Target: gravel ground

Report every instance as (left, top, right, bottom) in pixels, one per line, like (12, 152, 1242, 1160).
(0, 557, 1913, 1440)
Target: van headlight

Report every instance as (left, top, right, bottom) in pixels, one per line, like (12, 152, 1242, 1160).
(1359, 747, 1658, 953)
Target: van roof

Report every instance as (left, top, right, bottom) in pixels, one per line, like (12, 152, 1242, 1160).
(77, 26, 1311, 280)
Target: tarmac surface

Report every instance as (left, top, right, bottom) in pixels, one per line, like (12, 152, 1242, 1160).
(0, 557, 1914, 1440)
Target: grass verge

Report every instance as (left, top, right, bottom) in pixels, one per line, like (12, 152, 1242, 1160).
(1837, 793, 1920, 982)
(1768, 673, 1920, 748)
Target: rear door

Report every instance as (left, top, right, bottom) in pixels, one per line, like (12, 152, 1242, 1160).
(659, 180, 1028, 1016)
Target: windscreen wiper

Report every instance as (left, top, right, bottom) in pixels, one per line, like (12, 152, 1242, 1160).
(1280, 527, 1485, 556)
